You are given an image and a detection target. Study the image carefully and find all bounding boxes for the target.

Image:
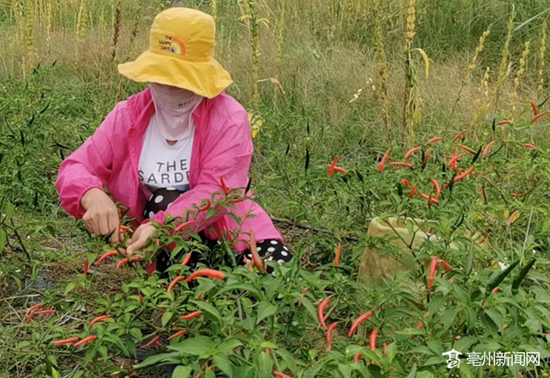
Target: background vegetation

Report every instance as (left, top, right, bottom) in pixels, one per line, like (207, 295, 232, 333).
(1, 0, 550, 377)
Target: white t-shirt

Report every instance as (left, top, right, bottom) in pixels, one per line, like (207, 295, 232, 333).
(138, 114, 194, 192)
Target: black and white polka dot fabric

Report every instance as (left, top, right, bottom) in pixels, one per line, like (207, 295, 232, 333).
(143, 187, 293, 275)
(236, 239, 293, 274)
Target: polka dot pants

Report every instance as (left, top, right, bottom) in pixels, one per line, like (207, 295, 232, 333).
(144, 187, 293, 275)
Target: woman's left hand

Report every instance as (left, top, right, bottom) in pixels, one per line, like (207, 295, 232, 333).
(123, 223, 158, 256)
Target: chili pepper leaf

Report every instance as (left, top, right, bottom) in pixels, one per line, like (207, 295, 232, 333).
(213, 353, 233, 377)
(166, 336, 215, 356)
(171, 366, 193, 378)
(405, 364, 418, 378)
(486, 260, 519, 294)
(133, 352, 181, 369)
(258, 351, 274, 378)
(511, 259, 536, 294)
(64, 282, 76, 296)
(51, 368, 62, 378)
(217, 338, 242, 354)
(292, 293, 317, 322)
(190, 300, 221, 323)
(275, 349, 298, 374)
(386, 342, 397, 363)
(256, 302, 278, 324)
(161, 311, 173, 327)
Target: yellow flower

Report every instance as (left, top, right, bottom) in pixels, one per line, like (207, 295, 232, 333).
(248, 111, 264, 138)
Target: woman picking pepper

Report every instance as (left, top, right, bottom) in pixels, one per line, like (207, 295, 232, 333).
(56, 7, 292, 275)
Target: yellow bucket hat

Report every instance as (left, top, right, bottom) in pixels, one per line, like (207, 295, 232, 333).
(118, 7, 233, 99)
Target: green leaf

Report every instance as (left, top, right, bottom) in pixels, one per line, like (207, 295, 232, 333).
(486, 260, 519, 293)
(190, 300, 221, 323)
(484, 308, 504, 331)
(256, 302, 277, 324)
(64, 282, 76, 295)
(386, 342, 397, 363)
(217, 338, 242, 354)
(213, 353, 233, 377)
(294, 295, 317, 323)
(203, 368, 215, 378)
(167, 336, 214, 356)
(133, 352, 180, 369)
(405, 363, 417, 378)
(0, 229, 6, 252)
(276, 349, 298, 374)
(454, 336, 478, 352)
(162, 311, 173, 327)
(51, 367, 62, 378)
(257, 351, 273, 378)
(172, 366, 192, 378)
(512, 259, 536, 293)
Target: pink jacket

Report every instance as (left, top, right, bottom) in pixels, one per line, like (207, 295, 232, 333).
(56, 87, 282, 251)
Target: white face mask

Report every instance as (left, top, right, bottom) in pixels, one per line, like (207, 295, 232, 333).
(149, 83, 203, 140)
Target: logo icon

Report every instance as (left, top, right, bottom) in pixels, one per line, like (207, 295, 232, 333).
(169, 36, 186, 55)
(442, 349, 463, 369)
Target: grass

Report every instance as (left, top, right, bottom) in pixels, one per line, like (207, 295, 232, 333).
(2, 0, 550, 377)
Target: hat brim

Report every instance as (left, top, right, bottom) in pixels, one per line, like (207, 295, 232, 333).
(118, 50, 233, 99)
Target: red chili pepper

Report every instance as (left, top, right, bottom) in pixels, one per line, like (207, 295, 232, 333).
(26, 302, 43, 315)
(348, 310, 373, 337)
(333, 243, 341, 266)
(138, 293, 143, 303)
(457, 144, 476, 154)
(452, 129, 467, 142)
(428, 256, 438, 290)
(369, 329, 378, 350)
(180, 311, 202, 320)
(180, 253, 192, 266)
(88, 315, 110, 328)
(476, 228, 490, 244)
(167, 276, 186, 292)
(530, 101, 538, 115)
(353, 352, 362, 362)
(73, 335, 97, 347)
(326, 155, 338, 176)
(333, 166, 346, 174)
(184, 268, 225, 282)
(273, 371, 294, 378)
(389, 161, 413, 168)
(220, 177, 229, 193)
(511, 193, 525, 198)
(30, 309, 55, 318)
(199, 198, 211, 211)
(416, 321, 423, 329)
(139, 335, 160, 349)
(168, 329, 186, 340)
(116, 258, 129, 269)
(448, 278, 457, 284)
(407, 183, 417, 198)
(439, 259, 452, 271)
(130, 255, 142, 262)
(491, 286, 499, 293)
(506, 210, 519, 226)
(453, 166, 473, 182)
(326, 321, 338, 351)
(482, 141, 495, 157)
(118, 225, 134, 234)
(175, 220, 196, 232)
(400, 178, 411, 188)
(404, 146, 421, 159)
(95, 250, 117, 265)
(317, 298, 329, 329)
(248, 230, 265, 273)
(522, 143, 537, 150)
(297, 287, 309, 307)
(446, 152, 466, 168)
(429, 178, 441, 199)
(378, 148, 390, 173)
(83, 258, 88, 276)
(418, 191, 439, 204)
(51, 337, 79, 345)
(428, 136, 441, 143)
(531, 110, 547, 122)
(497, 119, 512, 125)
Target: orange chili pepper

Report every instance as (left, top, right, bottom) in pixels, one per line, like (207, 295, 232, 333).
(333, 166, 346, 174)
(428, 256, 438, 290)
(457, 144, 476, 154)
(168, 330, 186, 340)
(452, 129, 467, 142)
(369, 329, 378, 350)
(530, 101, 538, 115)
(88, 315, 110, 328)
(348, 310, 372, 337)
(333, 243, 341, 266)
(482, 141, 495, 157)
(447, 152, 466, 168)
(220, 177, 229, 193)
(167, 276, 186, 292)
(95, 250, 117, 265)
(180, 310, 202, 320)
(116, 258, 129, 269)
(139, 335, 160, 349)
(453, 166, 473, 182)
(184, 268, 225, 282)
(407, 183, 417, 198)
(404, 146, 421, 159)
(439, 259, 452, 271)
(175, 220, 196, 232)
(418, 191, 439, 204)
(531, 110, 547, 122)
(429, 178, 441, 199)
(83, 258, 88, 276)
(317, 298, 330, 329)
(180, 253, 192, 266)
(378, 148, 390, 173)
(428, 136, 441, 143)
(326, 155, 338, 176)
(33, 309, 55, 315)
(353, 352, 362, 362)
(389, 161, 413, 168)
(522, 143, 537, 150)
(273, 372, 294, 378)
(326, 321, 338, 351)
(51, 337, 79, 345)
(73, 335, 97, 347)
(400, 178, 411, 188)
(497, 120, 512, 125)
(199, 198, 211, 211)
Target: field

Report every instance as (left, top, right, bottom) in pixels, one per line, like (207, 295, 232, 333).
(2, 0, 550, 377)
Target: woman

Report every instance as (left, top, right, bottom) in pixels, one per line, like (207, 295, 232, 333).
(56, 7, 292, 273)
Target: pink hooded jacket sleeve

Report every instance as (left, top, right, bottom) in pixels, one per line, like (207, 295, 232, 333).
(55, 102, 128, 218)
(149, 108, 252, 232)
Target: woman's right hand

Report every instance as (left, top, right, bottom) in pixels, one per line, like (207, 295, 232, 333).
(81, 188, 120, 244)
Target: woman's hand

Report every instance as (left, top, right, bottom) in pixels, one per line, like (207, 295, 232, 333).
(123, 223, 157, 256)
(81, 188, 120, 244)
